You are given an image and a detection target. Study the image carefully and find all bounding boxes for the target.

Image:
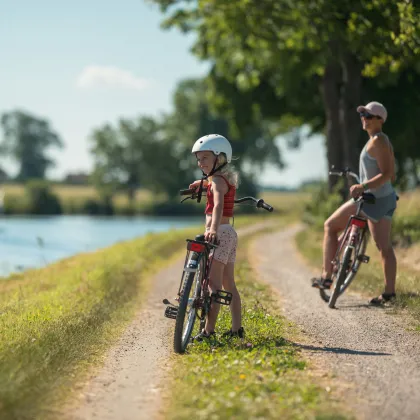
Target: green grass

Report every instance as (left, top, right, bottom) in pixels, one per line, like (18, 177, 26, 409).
(0, 213, 281, 419)
(0, 225, 203, 420)
(295, 228, 420, 327)
(166, 230, 349, 420)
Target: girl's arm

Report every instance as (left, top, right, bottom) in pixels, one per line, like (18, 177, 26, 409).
(204, 176, 228, 242)
(189, 179, 209, 190)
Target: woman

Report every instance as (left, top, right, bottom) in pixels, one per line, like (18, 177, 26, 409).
(312, 101, 398, 305)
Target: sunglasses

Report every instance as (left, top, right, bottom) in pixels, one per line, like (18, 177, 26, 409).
(359, 111, 381, 120)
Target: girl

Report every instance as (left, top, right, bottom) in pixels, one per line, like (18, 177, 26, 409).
(189, 134, 244, 340)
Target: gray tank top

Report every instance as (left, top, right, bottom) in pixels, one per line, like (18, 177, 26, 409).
(359, 133, 394, 198)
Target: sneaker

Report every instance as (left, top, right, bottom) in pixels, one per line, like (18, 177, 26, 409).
(192, 330, 215, 342)
(311, 277, 333, 290)
(369, 293, 396, 306)
(222, 326, 245, 338)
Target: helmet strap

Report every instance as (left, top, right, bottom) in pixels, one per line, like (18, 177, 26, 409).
(196, 158, 227, 203)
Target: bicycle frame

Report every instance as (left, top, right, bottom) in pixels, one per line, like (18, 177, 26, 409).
(324, 167, 374, 307)
(181, 238, 215, 320)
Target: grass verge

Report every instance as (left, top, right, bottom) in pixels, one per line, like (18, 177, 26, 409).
(165, 229, 349, 420)
(295, 227, 420, 327)
(0, 225, 203, 420)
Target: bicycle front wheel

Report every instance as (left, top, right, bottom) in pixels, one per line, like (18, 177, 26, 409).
(174, 254, 204, 353)
(328, 246, 353, 308)
(320, 231, 369, 303)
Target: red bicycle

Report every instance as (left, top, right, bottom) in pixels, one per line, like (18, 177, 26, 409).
(320, 167, 374, 308)
(163, 187, 273, 353)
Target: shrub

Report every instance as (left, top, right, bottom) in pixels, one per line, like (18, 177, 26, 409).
(25, 180, 62, 215)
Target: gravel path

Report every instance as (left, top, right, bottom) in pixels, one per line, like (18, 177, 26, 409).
(66, 222, 273, 420)
(251, 225, 420, 420)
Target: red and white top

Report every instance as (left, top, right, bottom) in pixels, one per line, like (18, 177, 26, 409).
(205, 175, 236, 218)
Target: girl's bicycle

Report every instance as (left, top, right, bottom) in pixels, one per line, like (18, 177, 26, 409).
(163, 187, 274, 353)
(320, 167, 375, 308)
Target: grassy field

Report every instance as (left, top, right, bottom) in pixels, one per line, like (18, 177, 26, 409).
(0, 226, 200, 420)
(2, 183, 153, 206)
(295, 189, 420, 329)
(165, 227, 349, 420)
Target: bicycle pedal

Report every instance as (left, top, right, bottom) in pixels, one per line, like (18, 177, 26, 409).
(212, 290, 233, 305)
(357, 254, 370, 263)
(164, 305, 178, 319)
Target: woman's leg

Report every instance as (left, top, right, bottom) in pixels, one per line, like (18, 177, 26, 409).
(204, 259, 225, 333)
(222, 262, 241, 331)
(322, 200, 358, 278)
(368, 218, 397, 295)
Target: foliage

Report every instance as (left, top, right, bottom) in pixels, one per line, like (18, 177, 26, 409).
(90, 78, 284, 198)
(150, 0, 420, 189)
(24, 180, 62, 215)
(0, 110, 63, 180)
(302, 180, 345, 229)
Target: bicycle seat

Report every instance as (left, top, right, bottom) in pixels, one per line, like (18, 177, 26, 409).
(195, 234, 205, 242)
(361, 192, 376, 204)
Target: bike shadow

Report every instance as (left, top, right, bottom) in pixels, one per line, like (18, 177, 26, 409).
(290, 341, 392, 356)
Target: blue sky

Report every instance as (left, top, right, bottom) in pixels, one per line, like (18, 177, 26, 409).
(0, 0, 326, 187)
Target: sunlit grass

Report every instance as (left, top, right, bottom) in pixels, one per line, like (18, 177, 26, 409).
(0, 226, 200, 420)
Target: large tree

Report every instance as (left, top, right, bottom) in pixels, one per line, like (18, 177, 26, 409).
(0, 110, 63, 180)
(150, 0, 420, 189)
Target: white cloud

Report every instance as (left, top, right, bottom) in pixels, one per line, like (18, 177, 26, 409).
(76, 65, 152, 91)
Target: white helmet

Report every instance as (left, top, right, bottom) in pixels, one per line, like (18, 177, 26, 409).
(191, 134, 232, 163)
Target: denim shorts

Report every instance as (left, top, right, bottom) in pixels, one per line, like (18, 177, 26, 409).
(352, 192, 397, 223)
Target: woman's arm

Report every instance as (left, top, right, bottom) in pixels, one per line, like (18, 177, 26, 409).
(204, 177, 228, 242)
(364, 135, 395, 190)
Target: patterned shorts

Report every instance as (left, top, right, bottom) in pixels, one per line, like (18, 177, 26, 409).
(211, 224, 238, 265)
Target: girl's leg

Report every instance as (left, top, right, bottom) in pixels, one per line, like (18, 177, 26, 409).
(204, 259, 225, 333)
(222, 262, 241, 331)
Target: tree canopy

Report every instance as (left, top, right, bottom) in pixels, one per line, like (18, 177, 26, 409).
(0, 110, 63, 180)
(150, 0, 420, 189)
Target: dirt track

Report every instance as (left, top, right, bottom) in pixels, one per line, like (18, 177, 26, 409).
(251, 225, 420, 420)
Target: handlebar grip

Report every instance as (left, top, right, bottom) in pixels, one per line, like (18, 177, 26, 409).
(179, 188, 195, 196)
(257, 199, 274, 212)
(262, 202, 274, 212)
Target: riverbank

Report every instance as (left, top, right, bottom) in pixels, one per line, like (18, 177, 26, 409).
(0, 227, 198, 419)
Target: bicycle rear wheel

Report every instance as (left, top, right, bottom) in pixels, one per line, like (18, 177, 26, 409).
(320, 232, 369, 303)
(174, 254, 204, 353)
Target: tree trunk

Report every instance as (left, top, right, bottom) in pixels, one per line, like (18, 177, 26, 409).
(339, 54, 363, 176)
(321, 59, 344, 192)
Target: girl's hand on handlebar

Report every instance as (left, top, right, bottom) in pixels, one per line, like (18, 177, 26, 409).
(350, 184, 364, 198)
(204, 229, 217, 243)
(189, 179, 207, 191)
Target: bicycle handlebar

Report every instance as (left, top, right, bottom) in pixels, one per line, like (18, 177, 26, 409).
(180, 188, 201, 196)
(179, 188, 274, 212)
(329, 166, 360, 184)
